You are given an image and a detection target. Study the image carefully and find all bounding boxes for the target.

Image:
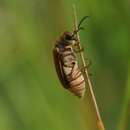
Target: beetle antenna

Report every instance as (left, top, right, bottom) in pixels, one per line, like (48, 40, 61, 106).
(78, 16, 90, 30)
(72, 16, 89, 37)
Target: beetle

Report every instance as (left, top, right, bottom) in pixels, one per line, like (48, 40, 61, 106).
(53, 16, 89, 98)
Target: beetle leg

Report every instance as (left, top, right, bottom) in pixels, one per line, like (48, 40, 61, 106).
(73, 42, 84, 53)
(74, 48, 84, 53)
(85, 58, 92, 68)
(80, 65, 87, 72)
(80, 64, 92, 76)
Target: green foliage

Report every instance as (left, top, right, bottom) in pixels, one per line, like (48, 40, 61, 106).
(0, 0, 129, 130)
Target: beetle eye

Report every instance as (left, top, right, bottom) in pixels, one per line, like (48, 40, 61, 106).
(65, 34, 72, 40)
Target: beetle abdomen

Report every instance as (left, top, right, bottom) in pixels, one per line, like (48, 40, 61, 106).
(61, 47, 85, 97)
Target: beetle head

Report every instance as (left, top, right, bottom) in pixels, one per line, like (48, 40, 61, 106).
(57, 16, 89, 48)
(63, 16, 90, 45)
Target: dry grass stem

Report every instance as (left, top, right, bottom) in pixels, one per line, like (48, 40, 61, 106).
(73, 4, 105, 130)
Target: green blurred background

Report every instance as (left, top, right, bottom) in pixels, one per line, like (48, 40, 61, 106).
(0, 0, 130, 130)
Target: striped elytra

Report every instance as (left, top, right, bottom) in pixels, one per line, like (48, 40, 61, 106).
(53, 31, 86, 98)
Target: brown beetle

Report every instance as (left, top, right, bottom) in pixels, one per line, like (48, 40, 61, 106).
(53, 16, 89, 98)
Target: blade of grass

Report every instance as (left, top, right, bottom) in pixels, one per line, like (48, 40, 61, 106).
(73, 4, 105, 130)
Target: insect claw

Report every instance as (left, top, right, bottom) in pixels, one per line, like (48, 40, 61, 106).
(74, 48, 84, 53)
(85, 58, 92, 68)
(80, 65, 87, 72)
(80, 65, 92, 76)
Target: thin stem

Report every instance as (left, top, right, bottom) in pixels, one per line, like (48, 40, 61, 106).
(72, 4, 105, 130)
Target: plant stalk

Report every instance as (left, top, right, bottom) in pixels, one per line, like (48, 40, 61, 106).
(72, 4, 105, 130)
